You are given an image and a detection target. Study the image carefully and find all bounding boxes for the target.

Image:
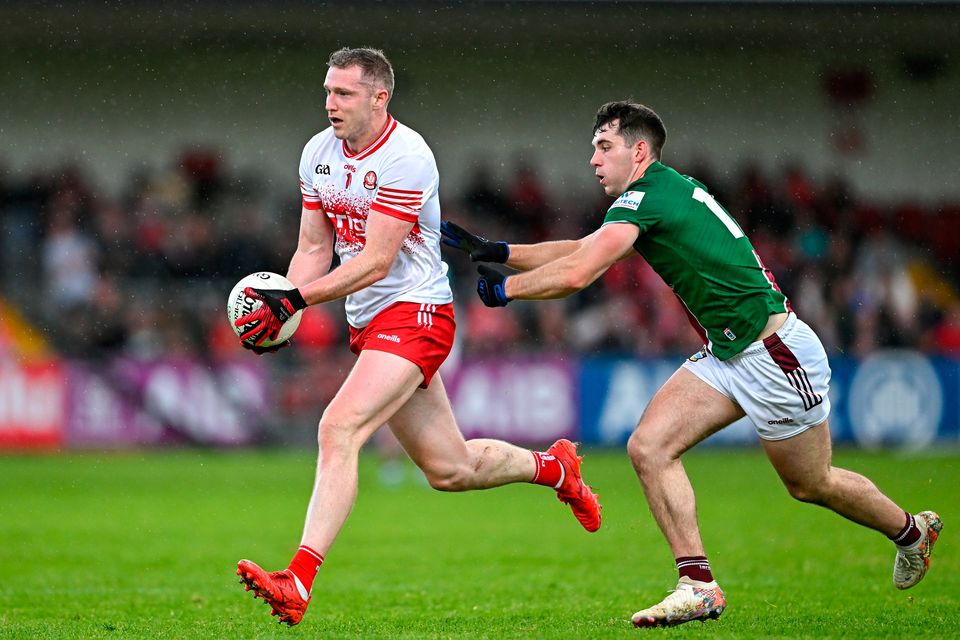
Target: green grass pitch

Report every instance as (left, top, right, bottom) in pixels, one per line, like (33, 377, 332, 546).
(1, 447, 957, 638)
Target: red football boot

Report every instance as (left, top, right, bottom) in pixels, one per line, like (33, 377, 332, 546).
(547, 439, 602, 532)
(237, 559, 309, 626)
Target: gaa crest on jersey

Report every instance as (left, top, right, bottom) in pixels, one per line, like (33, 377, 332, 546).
(610, 190, 644, 211)
(688, 347, 708, 362)
(363, 171, 377, 190)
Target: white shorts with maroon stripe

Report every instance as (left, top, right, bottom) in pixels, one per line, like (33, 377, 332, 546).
(681, 313, 831, 440)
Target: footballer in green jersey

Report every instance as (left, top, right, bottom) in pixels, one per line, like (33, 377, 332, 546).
(602, 161, 790, 360)
(441, 100, 941, 628)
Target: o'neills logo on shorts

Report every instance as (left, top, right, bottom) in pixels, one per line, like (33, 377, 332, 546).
(377, 333, 400, 343)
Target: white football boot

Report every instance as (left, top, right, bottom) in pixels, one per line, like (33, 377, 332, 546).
(631, 576, 726, 628)
(894, 510, 943, 590)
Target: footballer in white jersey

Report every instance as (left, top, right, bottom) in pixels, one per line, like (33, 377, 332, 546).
(236, 49, 602, 628)
(298, 113, 452, 328)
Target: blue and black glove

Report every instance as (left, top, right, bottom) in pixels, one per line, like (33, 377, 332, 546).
(477, 265, 511, 307)
(441, 220, 510, 263)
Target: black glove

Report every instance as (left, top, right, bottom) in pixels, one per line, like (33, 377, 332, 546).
(477, 265, 511, 307)
(241, 339, 291, 355)
(235, 287, 307, 346)
(441, 220, 510, 263)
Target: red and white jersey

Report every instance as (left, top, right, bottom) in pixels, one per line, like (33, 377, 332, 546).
(298, 114, 453, 328)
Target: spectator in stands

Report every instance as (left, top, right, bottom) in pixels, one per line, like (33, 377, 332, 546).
(42, 207, 98, 310)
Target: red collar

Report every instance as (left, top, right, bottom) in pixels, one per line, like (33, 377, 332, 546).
(342, 114, 397, 161)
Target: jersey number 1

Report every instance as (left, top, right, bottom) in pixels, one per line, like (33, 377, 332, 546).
(693, 187, 743, 238)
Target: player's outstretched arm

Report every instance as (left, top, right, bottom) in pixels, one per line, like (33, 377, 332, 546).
(440, 219, 583, 272)
(477, 223, 639, 306)
(505, 238, 588, 272)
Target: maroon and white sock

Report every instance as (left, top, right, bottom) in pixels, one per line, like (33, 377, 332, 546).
(676, 556, 714, 583)
(890, 511, 922, 547)
(529, 451, 564, 488)
(287, 545, 324, 599)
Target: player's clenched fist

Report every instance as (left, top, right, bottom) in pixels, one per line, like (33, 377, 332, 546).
(476, 265, 511, 307)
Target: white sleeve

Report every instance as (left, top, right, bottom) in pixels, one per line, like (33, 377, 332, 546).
(298, 138, 322, 211)
(368, 151, 438, 223)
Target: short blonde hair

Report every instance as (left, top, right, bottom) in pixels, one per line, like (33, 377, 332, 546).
(328, 47, 395, 97)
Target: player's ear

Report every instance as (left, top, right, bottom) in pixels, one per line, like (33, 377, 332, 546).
(372, 88, 390, 109)
(634, 138, 647, 160)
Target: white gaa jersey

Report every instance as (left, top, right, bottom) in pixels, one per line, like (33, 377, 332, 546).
(298, 114, 453, 328)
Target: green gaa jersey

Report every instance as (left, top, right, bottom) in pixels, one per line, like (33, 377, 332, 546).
(603, 162, 790, 360)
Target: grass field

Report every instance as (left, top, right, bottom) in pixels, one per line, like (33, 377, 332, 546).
(1, 447, 957, 639)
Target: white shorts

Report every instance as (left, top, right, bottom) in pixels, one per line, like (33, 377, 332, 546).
(681, 313, 831, 440)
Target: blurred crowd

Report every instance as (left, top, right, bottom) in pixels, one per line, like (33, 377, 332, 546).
(2, 149, 960, 382)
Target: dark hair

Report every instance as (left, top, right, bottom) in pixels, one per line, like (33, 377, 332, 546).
(594, 102, 667, 159)
(328, 47, 395, 97)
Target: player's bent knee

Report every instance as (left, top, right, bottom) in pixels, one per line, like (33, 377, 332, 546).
(421, 463, 472, 492)
(782, 477, 827, 504)
(627, 428, 670, 472)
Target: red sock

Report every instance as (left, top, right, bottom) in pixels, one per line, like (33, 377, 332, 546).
(530, 451, 564, 488)
(890, 511, 922, 547)
(287, 545, 324, 596)
(676, 556, 714, 583)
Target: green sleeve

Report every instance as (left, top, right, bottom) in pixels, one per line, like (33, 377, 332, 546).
(602, 189, 659, 234)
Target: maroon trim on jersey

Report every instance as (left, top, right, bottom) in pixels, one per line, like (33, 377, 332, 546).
(752, 249, 793, 312)
(763, 333, 823, 411)
(370, 201, 419, 222)
(342, 114, 397, 160)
